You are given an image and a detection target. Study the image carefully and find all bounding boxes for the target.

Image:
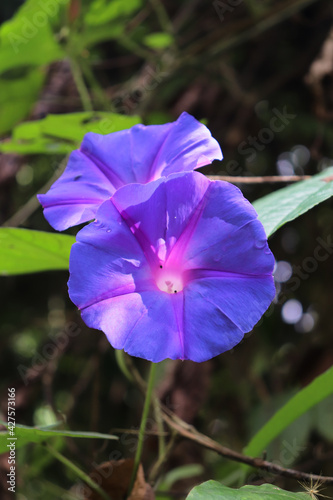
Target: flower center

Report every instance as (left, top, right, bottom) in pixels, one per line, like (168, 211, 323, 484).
(155, 266, 184, 294)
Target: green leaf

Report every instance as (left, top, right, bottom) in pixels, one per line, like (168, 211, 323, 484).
(0, 69, 44, 136)
(0, 0, 67, 134)
(0, 137, 72, 155)
(37, 112, 141, 142)
(186, 481, 308, 499)
(244, 365, 333, 459)
(0, 112, 141, 154)
(0, 422, 118, 453)
(314, 394, 333, 441)
(0, 229, 74, 275)
(159, 464, 204, 493)
(253, 167, 333, 237)
(0, 7, 64, 75)
(143, 32, 174, 50)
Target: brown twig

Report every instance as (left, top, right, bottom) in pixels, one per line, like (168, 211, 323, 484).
(161, 410, 333, 485)
(207, 175, 311, 183)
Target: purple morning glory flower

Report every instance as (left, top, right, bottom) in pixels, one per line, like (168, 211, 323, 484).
(68, 171, 275, 362)
(37, 112, 222, 231)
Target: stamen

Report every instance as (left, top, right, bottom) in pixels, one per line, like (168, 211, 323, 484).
(155, 267, 183, 294)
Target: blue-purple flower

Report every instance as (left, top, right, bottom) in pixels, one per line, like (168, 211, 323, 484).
(68, 171, 275, 363)
(38, 112, 222, 231)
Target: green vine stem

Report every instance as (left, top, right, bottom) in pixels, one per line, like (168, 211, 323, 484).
(128, 362, 157, 495)
(153, 396, 166, 459)
(69, 56, 93, 112)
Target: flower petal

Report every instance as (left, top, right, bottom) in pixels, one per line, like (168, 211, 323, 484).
(68, 199, 155, 310)
(38, 113, 222, 230)
(37, 150, 116, 231)
(182, 274, 275, 361)
(111, 171, 211, 262)
(172, 180, 275, 275)
(79, 292, 185, 362)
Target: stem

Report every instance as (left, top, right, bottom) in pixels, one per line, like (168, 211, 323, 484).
(115, 350, 134, 383)
(149, 430, 177, 484)
(69, 56, 93, 112)
(153, 397, 166, 459)
(128, 362, 157, 495)
(81, 60, 114, 112)
(149, 0, 173, 35)
(118, 35, 154, 61)
(45, 443, 111, 500)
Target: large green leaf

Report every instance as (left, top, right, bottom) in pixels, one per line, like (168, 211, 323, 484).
(0, 0, 66, 134)
(0, 69, 44, 135)
(0, 422, 118, 453)
(253, 167, 333, 237)
(0, 229, 74, 275)
(244, 365, 333, 458)
(186, 481, 308, 500)
(0, 3, 64, 75)
(0, 112, 141, 154)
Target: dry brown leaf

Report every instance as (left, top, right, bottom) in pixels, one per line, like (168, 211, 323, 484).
(83, 459, 154, 500)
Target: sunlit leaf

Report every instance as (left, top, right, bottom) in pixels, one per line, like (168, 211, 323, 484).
(0, 5, 64, 75)
(0, 229, 74, 275)
(38, 112, 141, 142)
(253, 167, 333, 237)
(186, 481, 308, 499)
(0, 112, 141, 154)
